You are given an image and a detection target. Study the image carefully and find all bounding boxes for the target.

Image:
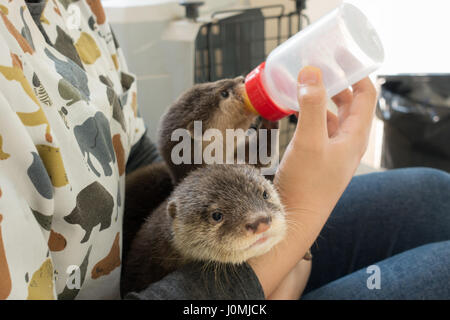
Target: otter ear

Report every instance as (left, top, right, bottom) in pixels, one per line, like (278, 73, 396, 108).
(167, 200, 177, 219)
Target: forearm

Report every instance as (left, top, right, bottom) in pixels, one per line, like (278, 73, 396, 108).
(248, 200, 334, 298)
(249, 67, 376, 298)
(249, 159, 346, 298)
(267, 259, 312, 300)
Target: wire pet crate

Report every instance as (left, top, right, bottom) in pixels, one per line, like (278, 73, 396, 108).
(194, 2, 309, 156)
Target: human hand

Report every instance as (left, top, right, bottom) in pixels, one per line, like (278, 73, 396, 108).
(275, 66, 377, 218)
(248, 66, 377, 297)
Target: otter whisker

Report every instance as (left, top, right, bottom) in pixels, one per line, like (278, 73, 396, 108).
(284, 218, 306, 234)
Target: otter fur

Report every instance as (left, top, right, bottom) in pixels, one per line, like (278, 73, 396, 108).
(157, 76, 279, 183)
(122, 162, 173, 261)
(122, 77, 277, 267)
(121, 164, 286, 295)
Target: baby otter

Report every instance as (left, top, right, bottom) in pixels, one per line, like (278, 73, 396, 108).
(122, 78, 277, 266)
(121, 164, 287, 294)
(158, 77, 279, 183)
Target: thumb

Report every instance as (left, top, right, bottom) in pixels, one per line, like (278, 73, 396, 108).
(296, 66, 328, 140)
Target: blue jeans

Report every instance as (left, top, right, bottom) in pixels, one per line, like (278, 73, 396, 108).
(301, 167, 450, 300)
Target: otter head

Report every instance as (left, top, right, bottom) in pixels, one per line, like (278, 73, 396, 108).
(158, 77, 259, 182)
(167, 165, 286, 264)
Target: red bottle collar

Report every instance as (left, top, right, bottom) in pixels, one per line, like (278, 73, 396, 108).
(244, 62, 295, 121)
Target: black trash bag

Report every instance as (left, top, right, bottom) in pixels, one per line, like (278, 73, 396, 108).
(376, 74, 450, 172)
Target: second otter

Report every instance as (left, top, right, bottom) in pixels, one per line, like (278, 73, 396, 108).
(122, 165, 287, 294)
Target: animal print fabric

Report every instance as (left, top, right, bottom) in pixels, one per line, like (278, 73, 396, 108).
(0, 0, 145, 299)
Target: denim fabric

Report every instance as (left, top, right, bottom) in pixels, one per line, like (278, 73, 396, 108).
(302, 167, 450, 299)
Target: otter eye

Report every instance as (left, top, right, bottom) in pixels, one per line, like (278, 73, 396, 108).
(220, 90, 230, 98)
(263, 190, 269, 200)
(211, 211, 223, 222)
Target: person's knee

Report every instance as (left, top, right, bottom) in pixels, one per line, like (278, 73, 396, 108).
(302, 240, 450, 300)
(411, 167, 449, 186)
(407, 168, 450, 222)
(421, 239, 450, 256)
(398, 167, 450, 199)
(396, 241, 450, 292)
(378, 167, 450, 236)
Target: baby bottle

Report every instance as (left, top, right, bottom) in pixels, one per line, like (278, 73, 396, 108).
(244, 3, 385, 121)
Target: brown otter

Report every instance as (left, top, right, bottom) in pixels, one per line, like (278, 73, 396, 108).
(122, 77, 277, 263)
(157, 76, 279, 183)
(122, 161, 173, 261)
(121, 164, 287, 294)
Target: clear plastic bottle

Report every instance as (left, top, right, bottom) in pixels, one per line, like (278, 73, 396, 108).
(244, 3, 385, 121)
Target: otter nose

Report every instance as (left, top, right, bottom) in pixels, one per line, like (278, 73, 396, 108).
(246, 216, 272, 234)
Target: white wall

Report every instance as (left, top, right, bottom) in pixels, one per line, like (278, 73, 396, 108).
(102, 0, 246, 22)
(249, 0, 342, 22)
